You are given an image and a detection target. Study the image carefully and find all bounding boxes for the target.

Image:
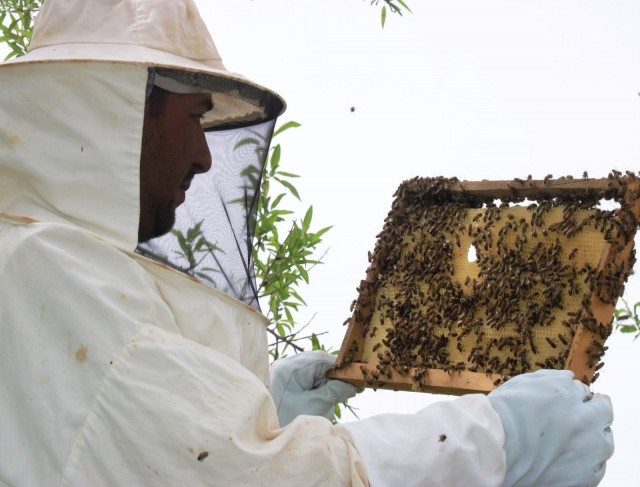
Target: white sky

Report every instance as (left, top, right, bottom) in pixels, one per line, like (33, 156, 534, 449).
(199, 1, 640, 485)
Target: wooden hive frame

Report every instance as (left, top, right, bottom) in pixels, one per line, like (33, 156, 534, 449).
(328, 173, 640, 395)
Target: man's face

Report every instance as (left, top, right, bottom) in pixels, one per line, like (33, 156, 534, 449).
(139, 89, 213, 242)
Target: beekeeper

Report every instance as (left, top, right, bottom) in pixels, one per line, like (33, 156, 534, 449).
(0, 0, 613, 485)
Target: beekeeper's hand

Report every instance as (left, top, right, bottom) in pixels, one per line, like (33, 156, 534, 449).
(270, 351, 357, 427)
(488, 369, 614, 487)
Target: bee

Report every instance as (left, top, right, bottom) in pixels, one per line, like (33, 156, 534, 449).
(452, 362, 466, 372)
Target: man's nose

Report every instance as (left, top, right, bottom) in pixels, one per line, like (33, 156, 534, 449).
(194, 127, 212, 174)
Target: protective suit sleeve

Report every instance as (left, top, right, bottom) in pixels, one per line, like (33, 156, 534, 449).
(336, 394, 507, 487)
(270, 351, 357, 426)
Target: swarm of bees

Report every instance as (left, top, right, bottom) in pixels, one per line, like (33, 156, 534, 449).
(331, 172, 640, 394)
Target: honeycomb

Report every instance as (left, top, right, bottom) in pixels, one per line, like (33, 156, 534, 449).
(330, 173, 640, 394)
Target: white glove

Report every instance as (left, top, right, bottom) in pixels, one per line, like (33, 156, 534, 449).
(270, 351, 357, 427)
(488, 369, 614, 487)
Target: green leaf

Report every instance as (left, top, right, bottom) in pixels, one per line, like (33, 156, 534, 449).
(271, 193, 286, 209)
(620, 325, 638, 333)
(334, 403, 342, 419)
(186, 220, 204, 241)
(290, 291, 307, 306)
(273, 120, 301, 137)
(396, 0, 412, 13)
(311, 333, 322, 350)
(299, 267, 309, 283)
(233, 137, 261, 150)
(302, 206, 313, 231)
(277, 179, 301, 200)
(277, 171, 301, 179)
(270, 144, 282, 168)
(315, 225, 333, 238)
(381, 5, 387, 28)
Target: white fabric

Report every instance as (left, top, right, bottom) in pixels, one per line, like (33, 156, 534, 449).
(488, 370, 614, 487)
(0, 62, 145, 250)
(270, 351, 357, 426)
(338, 395, 506, 487)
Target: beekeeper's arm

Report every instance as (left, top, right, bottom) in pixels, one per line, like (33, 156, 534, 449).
(273, 352, 613, 487)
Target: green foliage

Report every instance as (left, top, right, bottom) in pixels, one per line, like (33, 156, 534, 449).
(252, 122, 333, 360)
(368, 0, 412, 28)
(614, 297, 640, 339)
(0, 0, 42, 60)
(170, 221, 223, 284)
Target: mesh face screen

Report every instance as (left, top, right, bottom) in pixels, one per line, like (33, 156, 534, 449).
(138, 119, 276, 310)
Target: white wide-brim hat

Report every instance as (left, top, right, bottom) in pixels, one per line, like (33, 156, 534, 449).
(5, 0, 286, 130)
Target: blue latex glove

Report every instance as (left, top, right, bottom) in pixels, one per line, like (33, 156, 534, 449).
(270, 351, 357, 427)
(488, 369, 614, 487)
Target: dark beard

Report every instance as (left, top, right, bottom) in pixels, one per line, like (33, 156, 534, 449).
(138, 199, 176, 243)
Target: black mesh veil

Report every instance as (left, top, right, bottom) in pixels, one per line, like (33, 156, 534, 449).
(137, 120, 275, 310)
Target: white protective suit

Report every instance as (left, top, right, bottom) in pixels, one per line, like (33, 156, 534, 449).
(0, 0, 506, 485)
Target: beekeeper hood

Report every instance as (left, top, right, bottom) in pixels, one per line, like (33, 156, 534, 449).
(0, 0, 285, 308)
